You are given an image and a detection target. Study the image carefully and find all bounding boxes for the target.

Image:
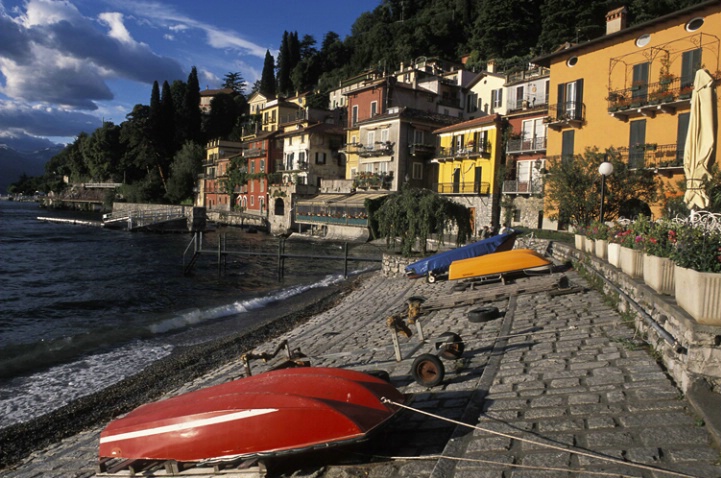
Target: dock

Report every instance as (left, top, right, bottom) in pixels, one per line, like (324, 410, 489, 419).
(36, 216, 103, 227)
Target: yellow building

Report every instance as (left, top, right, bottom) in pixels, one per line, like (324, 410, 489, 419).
(433, 114, 503, 232)
(534, 1, 721, 222)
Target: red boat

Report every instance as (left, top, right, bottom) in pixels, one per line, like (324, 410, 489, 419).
(98, 367, 405, 463)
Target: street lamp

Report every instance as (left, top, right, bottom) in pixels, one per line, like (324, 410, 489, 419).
(598, 160, 614, 223)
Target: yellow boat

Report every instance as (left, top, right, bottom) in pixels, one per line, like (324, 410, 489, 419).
(448, 249, 552, 281)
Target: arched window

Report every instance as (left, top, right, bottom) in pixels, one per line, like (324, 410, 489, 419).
(274, 198, 285, 216)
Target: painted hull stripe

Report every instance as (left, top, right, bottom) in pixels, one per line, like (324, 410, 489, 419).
(100, 408, 278, 444)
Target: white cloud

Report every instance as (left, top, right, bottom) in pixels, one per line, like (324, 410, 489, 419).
(98, 12, 134, 44)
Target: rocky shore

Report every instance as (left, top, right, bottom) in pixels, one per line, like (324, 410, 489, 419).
(0, 274, 365, 470)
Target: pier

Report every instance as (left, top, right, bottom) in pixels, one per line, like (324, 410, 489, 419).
(36, 216, 103, 227)
(182, 231, 382, 278)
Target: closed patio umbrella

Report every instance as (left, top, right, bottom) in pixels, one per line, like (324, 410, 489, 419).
(683, 68, 715, 210)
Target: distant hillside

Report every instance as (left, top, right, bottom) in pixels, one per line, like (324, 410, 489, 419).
(0, 145, 64, 194)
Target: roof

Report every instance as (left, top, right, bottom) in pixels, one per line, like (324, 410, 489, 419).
(277, 122, 345, 138)
(200, 88, 235, 97)
(358, 106, 461, 128)
(433, 113, 501, 134)
(532, 0, 720, 66)
(297, 193, 387, 207)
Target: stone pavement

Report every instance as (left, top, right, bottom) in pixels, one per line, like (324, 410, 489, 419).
(3, 268, 721, 478)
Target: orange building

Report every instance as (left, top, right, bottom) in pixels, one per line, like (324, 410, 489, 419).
(533, 1, 721, 225)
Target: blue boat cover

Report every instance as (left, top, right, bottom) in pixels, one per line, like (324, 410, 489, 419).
(405, 231, 517, 278)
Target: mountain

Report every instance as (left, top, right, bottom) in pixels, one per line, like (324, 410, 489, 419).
(0, 144, 64, 194)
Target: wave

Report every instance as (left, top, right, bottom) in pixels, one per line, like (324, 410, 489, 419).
(147, 273, 348, 335)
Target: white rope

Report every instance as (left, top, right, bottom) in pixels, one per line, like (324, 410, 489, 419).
(386, 454, 643, 477)
(381, 398, 701, 478)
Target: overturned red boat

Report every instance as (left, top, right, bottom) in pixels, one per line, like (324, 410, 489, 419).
(99, 367, 405, 463)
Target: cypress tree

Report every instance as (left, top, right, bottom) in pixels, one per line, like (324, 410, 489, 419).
(277, 31, 292, 96)
(260, 50, 277, 98)
(184, 66, 202, 144)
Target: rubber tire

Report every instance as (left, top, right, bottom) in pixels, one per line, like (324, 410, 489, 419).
(435, 332, 465, 360)
(427, 272, 436, 283)
(468, 306, 499, 323)
(411, 353, 445, 387)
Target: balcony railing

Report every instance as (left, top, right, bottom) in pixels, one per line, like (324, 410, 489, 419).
(432, 182, 490, 195)
(506, 97, 549, 114)
(607, 78, 692, 117)
(507, 136, 547, 154)
(353, 172, 393, 190)
(275, 161, 309, 172)
(435, 142, 491, 160)
(344, 142, 395, 157)
(618, 143, 684, 170)
(409, 143, 436, 157)
(544, 102, 585, 129)
(502, 178, 544, 195)
(243, 147, 267, 158)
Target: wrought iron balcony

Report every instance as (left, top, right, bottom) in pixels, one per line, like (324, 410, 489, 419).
(432, 182, 490, 195)
(606, 78, 692, 119)
(345, 142, 395, 158)
(507, 136, 547, 154)
(435, 142, 491, 160)
(409, 143, 436, 157)
(502, 178, 544, 195)
(618, 143, 684, 170)
(544, 102, 585, 129)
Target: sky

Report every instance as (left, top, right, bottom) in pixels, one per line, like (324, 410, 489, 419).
(0, 0, 380, 151)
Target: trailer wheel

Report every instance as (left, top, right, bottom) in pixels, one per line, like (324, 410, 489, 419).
(411, 354, 445, 387)
(468, 306, 499, 323)
(427, 272, 436, 283)
(435, 332, 465, 360)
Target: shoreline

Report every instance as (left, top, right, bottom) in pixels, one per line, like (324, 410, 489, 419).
(0, 272, 371, 470)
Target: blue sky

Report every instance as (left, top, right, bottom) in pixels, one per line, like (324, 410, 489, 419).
(0, 0, 380, 151)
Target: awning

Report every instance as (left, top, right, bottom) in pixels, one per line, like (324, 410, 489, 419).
(332, 193, 388, 206)
(683, 69, 715, 210)
(296, 194, 347, 206)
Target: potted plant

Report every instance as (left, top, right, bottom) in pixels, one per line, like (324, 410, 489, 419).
(678, 85, 694, 100)
(587, 221, 609, 259)
(641, 220, 677, 295)
(618, 217, 645, 279)
(671, 224, 721, 324)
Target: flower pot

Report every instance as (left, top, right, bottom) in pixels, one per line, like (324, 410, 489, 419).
(643, 254, 674, 295)
(620, 246, 644, 279)
(584, 237, 595, 254)
(674, 266, 721, 325)
(574, 234, 584, 250)
(595, 239, 607, 260)
(608, 243, 621, 268)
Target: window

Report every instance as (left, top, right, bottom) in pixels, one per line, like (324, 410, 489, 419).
(516, 85, 524, 110)
(557, 79, 584, 120)
(412, 162, 423, 180)
(681, 49, 702, 87)
(636, 34, 651, 47)
(315, 152, 326, 165)
(250, 161, 255, 173)
(686, 17, 704, 32)
(629, 119, 647, 169)
(676, 112, 690, 164)
(298, 151, 306, 168)
(370, 101, 378, 117)
(632, 62, 649, 99)
(286, 152, 294, 170)
(351, 135, 358, 144)
(566, 56, 578, 67)
(251, 196, 254, 206)
(378, 162, 388, 174)
(561, 130, 575, 164)
(352, 105, 358, 127)
(367, 131, 375, 149)
(518, 160, 531, 183)
(260, 159, 265, 171)
(491, 89, 503, 110)
(466, 93, 478, 113)
(413, 129, 425, 144)
(381, 128, 389, 144)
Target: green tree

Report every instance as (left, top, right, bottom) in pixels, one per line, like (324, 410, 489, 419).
(544, 147, 659, 227)
(203, 93, 242, 141)
(184, 67, 202, 143)
(165, 141, 204, 204)
(80, 121, 123, 182)
(260, 50, 277, 97)
(373, 186, 472, 257)
(222, 72, 245, 94)
(277, 31, 293, 96)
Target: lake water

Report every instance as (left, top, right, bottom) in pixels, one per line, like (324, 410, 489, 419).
(0, 201, 382, 428)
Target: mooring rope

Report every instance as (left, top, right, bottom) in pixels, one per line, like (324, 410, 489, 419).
(381, 398, 701, 478)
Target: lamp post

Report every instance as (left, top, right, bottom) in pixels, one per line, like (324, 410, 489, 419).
(598, 161, 614, 223)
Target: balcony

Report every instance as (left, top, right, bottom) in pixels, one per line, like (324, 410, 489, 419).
(243, 147, 267, 158)
(618, 143, 684, 171)
(507, 136, 547, 154)
(544, 102, 585, 130)
(506, 66, 550, 84)
(607, 78, 692, 120)
(353, 172, 393, 190)
(435, 142, 491, 161)
(502, 178, 544, 195)
(409, 143, 436, 158)
(506, 97, 549, 115)
(432, 182, 490, 195)
(345, 142, 395, 158)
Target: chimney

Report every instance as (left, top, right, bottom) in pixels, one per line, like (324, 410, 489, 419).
(606, 7, 628, 35)
(487, 59, 496, 74)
